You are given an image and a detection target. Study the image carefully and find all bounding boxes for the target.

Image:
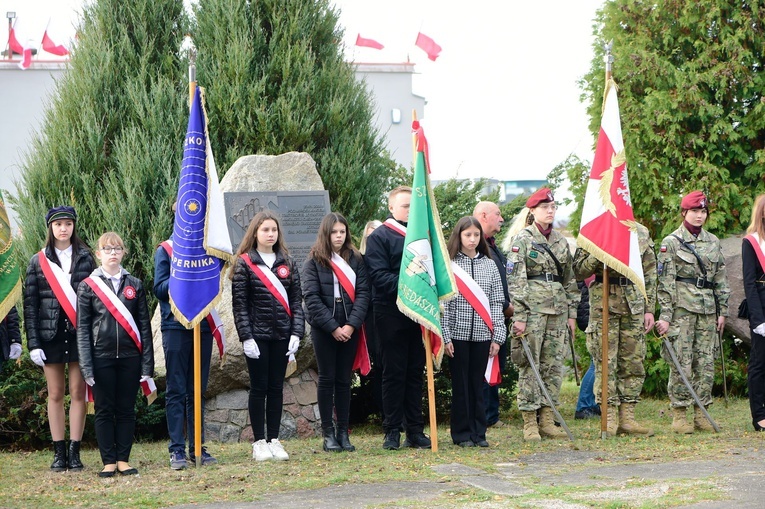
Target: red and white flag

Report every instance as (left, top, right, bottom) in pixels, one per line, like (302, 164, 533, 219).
(355, 34, 384, 50)
(8, 18, 33, 70)
(415, 32, 442, 61)
(41, 19, 70, 56)
(577, 80, 645, 297)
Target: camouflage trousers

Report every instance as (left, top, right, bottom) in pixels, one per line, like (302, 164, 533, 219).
(661, 311, 716, 408)
(586, 310, 646, 406)
(516, 311, 567, 412)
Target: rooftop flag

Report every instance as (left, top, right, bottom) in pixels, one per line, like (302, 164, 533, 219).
(169, 86, 234, 328)
(415, 32, 442, 61)
(42, 19, 70, 56)
(355, 34, 384, 50)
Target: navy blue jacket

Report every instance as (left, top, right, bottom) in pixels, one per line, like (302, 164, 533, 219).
(153, 243, 211, 332)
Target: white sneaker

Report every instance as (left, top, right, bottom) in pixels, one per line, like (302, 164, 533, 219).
(267, 439, 289, 460)
(252, 439, 273, 461)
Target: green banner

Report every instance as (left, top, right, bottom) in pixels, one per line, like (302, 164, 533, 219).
(0, 190, 21, 321)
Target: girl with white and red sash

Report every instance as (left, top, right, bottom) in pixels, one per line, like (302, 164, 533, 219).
(441, 216, 506, 448)
(76, 232, 153, 477)
(743, 194, 765, 432)
(23, 206, 96, 472)
(231, 211, 304, 461)
(303, 213, 370, 453)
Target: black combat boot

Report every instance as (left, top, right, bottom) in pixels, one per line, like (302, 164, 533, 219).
(50, 440, 67, 471)
(322, 427, 342, 452)
(336, 427, 355, 452)
(67, 440, 84, 471)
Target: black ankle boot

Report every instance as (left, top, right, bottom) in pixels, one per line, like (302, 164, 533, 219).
(336, 428, 355, 452)
(67, 440, 84, 471)
(51, 440, 67, 471)
(322, 428, 342, 452)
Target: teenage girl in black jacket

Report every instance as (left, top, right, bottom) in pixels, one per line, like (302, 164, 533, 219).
(231, 211, 304, 461)
(303, 213, 370, 452)
(23, 206, 96, 472)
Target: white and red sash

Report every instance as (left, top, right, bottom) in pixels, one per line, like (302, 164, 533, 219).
(451, 261, 501, 386)
(383, 218, 406, 237)
(82, 275, 157, 404)
(38, 250, 77, 326)
(330, 253, 370, 375)
(745, 234, 765, 271)
(161, 241, 225, 358)
(240, 254, 291, 317)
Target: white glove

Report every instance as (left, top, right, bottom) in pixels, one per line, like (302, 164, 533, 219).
(755, 323, 765, 336)
(243, 339, 260, 359)
(9, 343, 21, 360)
(30, 348, 46, 367)
(139, 375, 151, 383)
(85, 377, 95, 387)
(286, 335, 300, 356)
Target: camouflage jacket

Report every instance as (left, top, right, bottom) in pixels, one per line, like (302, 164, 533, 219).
(507, 225, 579, 322)
(573, 223, 657, 316)
(657, 224, 730, 321)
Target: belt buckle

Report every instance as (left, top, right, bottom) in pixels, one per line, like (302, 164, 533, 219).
(618, 277, 629, 286)
(545, 273, 554, 283)
(695, 277, 706, 288)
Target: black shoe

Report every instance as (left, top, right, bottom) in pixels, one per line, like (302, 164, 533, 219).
(98, 469, 116, 478)
(474, 439, 489, 448)
(456, 440, 476, 447)
(50, 440, 67, 472)
(575, 407, 601, 420)
(336, 428, 355, 452)
(403, 432, 431, 449)
(67, 440, 84, 471)
(382, 430, 400, 450)
(118, 467, 139, 476)
(323, 428, 342, 452)
(754, 421, 765, 432)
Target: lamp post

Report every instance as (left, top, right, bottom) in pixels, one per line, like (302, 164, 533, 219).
(6, 12, 15, 60)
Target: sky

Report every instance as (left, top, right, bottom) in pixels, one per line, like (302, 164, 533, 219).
(5, 0, 607, 184)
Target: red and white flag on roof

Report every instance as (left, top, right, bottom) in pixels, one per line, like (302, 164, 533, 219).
(355, 34, 384, 50)
(415, 32, 442, 61)
(8, 18, 33, 69)
(42, 18, 70, 56)
(577, 79, 645, 297)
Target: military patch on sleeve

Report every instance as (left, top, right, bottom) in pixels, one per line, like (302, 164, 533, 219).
(660, 245, 667, 253)
(529, 251, 538, 259)
(658, 262, 664, 276)
(512, 246, 520, 253)
(507, 261, 515, 275)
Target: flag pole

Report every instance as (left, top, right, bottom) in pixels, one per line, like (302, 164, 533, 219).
(412, 109, 439, 452)
(600, 41, 614, 440)
(187, 43, 203, 468)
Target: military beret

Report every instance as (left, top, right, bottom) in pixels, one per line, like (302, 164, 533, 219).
(45, 206, 77, 225)
(680, 191, 707, 210)
(526, 187, 555, 209)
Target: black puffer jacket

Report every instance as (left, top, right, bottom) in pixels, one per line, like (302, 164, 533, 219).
(76, 268, 154, 380)
(0, 306, 21, 361)
(232, 250, 305, 342)
(302, 254, 370, 334)
(24, 247, 96, 350)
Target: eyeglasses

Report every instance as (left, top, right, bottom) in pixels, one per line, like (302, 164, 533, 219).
(100, 246, 124, 253)
(536, 204, 558, 211)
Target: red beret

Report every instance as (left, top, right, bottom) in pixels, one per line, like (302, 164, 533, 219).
(680, 191, 707, 210)
(526, 187, 554, 209)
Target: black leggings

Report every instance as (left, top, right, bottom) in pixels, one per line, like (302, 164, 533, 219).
(246, 339, 289, 441)
(313, 323, 359, 430)
(92, 356, 141, 464)
(749, 332, 765, 427)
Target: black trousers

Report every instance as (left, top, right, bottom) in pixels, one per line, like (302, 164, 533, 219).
(749, 332, 765, 427)
(246, 339, 289, 441)
(450, 340, 491, 444)
(92, 356, 141, 464)
(312, 314, 359, 430)
(376, 307, 425, 434)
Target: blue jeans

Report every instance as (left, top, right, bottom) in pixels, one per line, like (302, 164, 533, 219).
(163, 328, 213, 454)
(576, 361, 597, 411)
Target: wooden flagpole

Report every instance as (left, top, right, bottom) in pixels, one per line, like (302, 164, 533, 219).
(413, 108, 438, 452)
(600, 41, 614, 440)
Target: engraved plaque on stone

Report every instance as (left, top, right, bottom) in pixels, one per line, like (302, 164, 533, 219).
(225, 191, 331, 271)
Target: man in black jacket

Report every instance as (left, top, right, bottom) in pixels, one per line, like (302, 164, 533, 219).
(365, 186, 431, 450)
(474, 201, 512, 427)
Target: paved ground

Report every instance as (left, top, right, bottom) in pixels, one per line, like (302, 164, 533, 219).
(178, 447, 765, 508)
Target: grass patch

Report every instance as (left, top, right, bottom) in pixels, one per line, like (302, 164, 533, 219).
(0, 381, 759, 508)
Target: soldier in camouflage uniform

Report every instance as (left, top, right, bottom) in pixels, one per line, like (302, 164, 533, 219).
(573, 222, 657, 437)
(508, 188, 579, 441)
(656, 191, 730, 434)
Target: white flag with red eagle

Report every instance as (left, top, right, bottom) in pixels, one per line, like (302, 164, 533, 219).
(577, 79, 645, 298)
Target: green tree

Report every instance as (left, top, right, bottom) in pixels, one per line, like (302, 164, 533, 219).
(578, 0, 765, 238)
(12, 0, 188, 289)
(193, 0, 393, 234)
